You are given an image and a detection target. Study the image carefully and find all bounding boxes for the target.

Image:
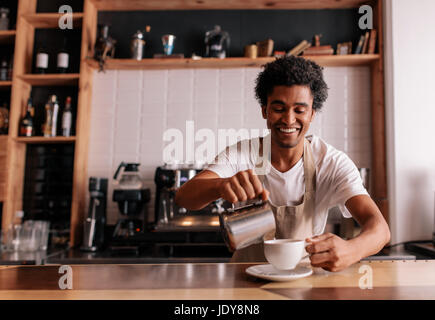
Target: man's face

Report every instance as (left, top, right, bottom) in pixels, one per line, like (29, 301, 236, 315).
(262, 85, 316, 149)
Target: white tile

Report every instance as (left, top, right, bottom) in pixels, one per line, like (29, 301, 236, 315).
(140, 115, 165, 142)
(140, 140, 165, 165)
(141, 102, 166, 116)
(114, 140, 140, 154)
(93, 70, 117, 92)
(167, 80, 193, 103)
(143, 71, 167, 104)
(322, 125, 346, 140)
(219, 101, 244, 115)
(117, 70, 142, 92)
(89, 115, 114, 142)
(193, 101, 218, 115)
(194, 113, 218, 132)
(218, 113, 243, 131)
(167, 102, 192, 117)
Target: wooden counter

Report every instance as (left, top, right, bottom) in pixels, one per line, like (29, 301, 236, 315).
(1, 260, 435, 300)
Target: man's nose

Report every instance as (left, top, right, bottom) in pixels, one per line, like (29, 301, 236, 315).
(282, 110, 296, 125)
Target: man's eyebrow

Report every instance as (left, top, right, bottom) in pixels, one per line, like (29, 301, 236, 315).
(270, 100, 286, 105)
(294, 102, 309, 107)
(269, 100, 309, 107)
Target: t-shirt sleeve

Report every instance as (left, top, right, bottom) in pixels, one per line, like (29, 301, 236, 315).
(204, 145, 240, 178)
(328, 153, 369, 218)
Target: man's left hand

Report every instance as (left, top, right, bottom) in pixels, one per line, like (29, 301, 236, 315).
(305, 233, 360, 272)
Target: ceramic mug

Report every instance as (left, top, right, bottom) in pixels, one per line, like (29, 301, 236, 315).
(264, 239, 309, 270)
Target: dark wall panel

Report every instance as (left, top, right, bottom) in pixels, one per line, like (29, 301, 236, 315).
(98, 9, 362, 59)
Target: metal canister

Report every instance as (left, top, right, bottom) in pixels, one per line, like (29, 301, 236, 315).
(219, 200, 276, 252)
(130, 30, 145, 60)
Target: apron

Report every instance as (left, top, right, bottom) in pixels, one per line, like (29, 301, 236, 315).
(230, 138, 316, 263)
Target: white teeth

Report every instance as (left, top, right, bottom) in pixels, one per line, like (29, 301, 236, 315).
(279, 128, 297, 133)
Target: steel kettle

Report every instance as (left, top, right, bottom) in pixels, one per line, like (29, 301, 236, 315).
(219, 199, 276, 252)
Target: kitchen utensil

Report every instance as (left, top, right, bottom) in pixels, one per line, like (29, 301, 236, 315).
(81, 177, 107, 252)
(245, 264, 312, 282)
(161, 34, 176, 56)
(112, 162, 150, 239)
(219, 199, 275, 252)
(205, 25, 230, 58)
(244, 44, 258, 58)
(130, 29, 148, 60)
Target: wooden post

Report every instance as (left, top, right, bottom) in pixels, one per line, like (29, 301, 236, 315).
(370, 0, 389, 225)
(2, 0, 36, 232)
(69, 0, 98, 247)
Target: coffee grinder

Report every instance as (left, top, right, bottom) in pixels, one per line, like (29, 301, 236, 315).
(81, 177, 108, 252)
(112, 162, 150, 239)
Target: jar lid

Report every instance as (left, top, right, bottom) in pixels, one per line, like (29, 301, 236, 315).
(132, 30, 144, 40)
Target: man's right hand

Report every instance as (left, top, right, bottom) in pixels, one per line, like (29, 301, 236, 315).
(217, 169, 269, 204)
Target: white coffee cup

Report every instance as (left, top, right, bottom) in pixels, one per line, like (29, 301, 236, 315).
(264, 239, 308, 270)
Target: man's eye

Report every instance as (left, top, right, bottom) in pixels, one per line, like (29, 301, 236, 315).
(273, 107, 284, 112)
(295, 108, 306, 114)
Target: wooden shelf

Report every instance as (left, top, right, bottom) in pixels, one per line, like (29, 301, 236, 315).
(87, 55, 380, 70)
(0, 30, 16, 44)
(0, 81, 12, 89)
(22, 13, 83, 29)
(14, 137, 76, 144)
(18, 74, 80, 86)
(90, 0, 369, 10)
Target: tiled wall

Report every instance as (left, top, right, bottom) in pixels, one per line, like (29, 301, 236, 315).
(88, 66, 371, 224)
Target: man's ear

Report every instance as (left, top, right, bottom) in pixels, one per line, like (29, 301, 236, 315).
(310, 109, 316, 122)
(261, 106, 267, 119)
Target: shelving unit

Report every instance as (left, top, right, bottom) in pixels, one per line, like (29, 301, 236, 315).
(18, 74, 80, 86)
(1, 0, 89, 245)
(22, 13, 84, 28)
(1, 0, 388, 249)
(0, 30, 16, 44)
(86, 54, 381, 70)
(14, 136, 76, 144)
(0, 81, 13, 88)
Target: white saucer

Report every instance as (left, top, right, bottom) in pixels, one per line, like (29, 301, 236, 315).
(246, 264, 313, 282)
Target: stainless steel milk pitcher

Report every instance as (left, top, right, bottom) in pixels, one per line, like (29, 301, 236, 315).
(219, 199, 276, 252)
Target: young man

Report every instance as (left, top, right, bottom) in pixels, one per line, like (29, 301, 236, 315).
(175, 56, 390, 272)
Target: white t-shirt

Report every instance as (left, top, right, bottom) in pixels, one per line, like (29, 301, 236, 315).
(206, 134, 368, 236)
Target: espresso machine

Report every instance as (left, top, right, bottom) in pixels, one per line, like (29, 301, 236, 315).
(153, 163, 224, 231)
(112, 162, 150, 240)
(81, 177, 108, 252)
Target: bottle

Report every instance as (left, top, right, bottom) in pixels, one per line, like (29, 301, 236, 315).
(35, 47, 49, 74)
(57, 38, 69, 73)
(43, 95, 59, 137)
(50, 95, 59, 137)
(7, 56, 13, 80)
(61, 96, 72, 137)
(0, 7, 10, 31)
(0, 59, 8, 81)
(20, 97, 34, 137)
(42, 97, 53, 137)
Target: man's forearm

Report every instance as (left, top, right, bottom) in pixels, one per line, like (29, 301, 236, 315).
(175, 178, 222, 211)
(348, 216, 391, 261)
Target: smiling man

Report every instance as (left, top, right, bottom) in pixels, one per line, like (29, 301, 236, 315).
(175, 56, 390, 272)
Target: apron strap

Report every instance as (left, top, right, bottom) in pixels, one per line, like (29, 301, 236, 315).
(254, 137, 316, 193)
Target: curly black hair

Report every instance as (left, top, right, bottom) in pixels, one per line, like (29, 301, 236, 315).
(255, 55, 328, 111)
